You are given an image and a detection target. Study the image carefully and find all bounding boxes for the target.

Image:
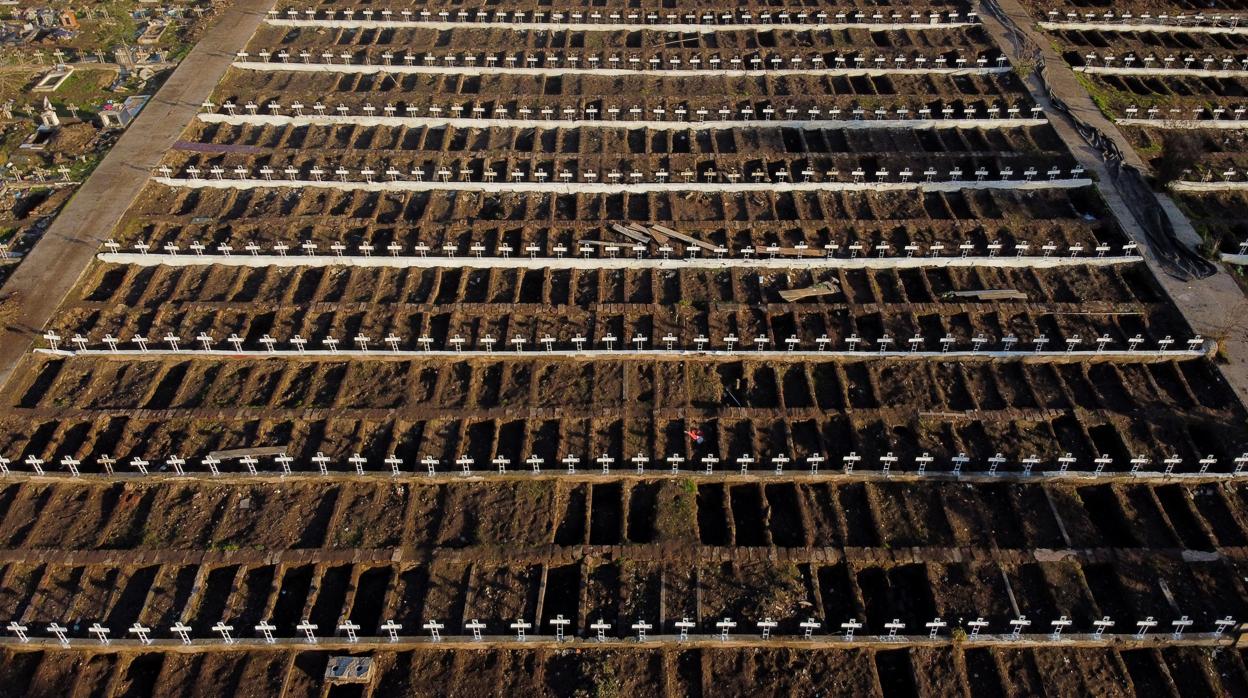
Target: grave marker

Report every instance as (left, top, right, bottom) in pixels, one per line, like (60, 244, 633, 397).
(632, 620, 652, 642)
(47, 623, 69, 647)
(297, 620, 319, 644)
(213, 622, 236, 644)
(421, 620, 442, 642)
(7, 622, 28, 643)
(675, 618, 695, 641)
(256, 620, 276, 643)
(380, 620, 401, 642)
(169, 621, 193, 644)
(550, 615, 570, 642)
(511, 619, 532, 641)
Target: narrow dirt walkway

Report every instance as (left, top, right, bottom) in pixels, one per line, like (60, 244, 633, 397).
(0, 0, 276, 392)
(978, 0, 1248, 405)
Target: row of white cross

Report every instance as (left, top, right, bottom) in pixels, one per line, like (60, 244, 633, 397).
(160, 164, 1085, 185)
(1081, 53, 1248, 71)
(6, 450, 1244, 478)
(7, 613, 1235, 647)
(106, 238, 1135, 260)
(268, 7, 976, 26)
(1045, 11, 1243, 26)
(1123, 105, 1248, 121)
(1184, 169, 1248, 184)
(203, 100, 1042, 122)
(42, 329, 1205, 356)
(236, 49, 1007, 71)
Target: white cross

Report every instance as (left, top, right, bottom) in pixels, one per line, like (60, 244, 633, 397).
(880, 452, 897, 477)
(47, 623, 69, 646)
(167, 456, 185, 476)
(1135, 617, 1158, 639)
(131, 457, 149, 475)
(968, 618, 989, 639)
(1058, 453, 1076, 473)
(702, 455, 719, 474)
(1093, 455, 1112, 475)
(312, 452, 330, 475)
(493, 455, 510, 473)
(839, 619, 862, 640)
(716, 618, 737, 641)
(421, 620, 443, 642)
(632, 620, 653, 642)
(212, 622, 235, 644)
(757, 618, 778, 639)
(89, 623, 111, 645)
(1214, 616, 1237, 637)
(510, 619, 532, 641)
(256, 621, 276, 643)
(1009, 616, 1030, 639)
(915, 453, 933, 475)
(349, 454, 367, 474)
(25, 456, 44, 475)
(951, 453, 969, 476)
(884, 619, 905, 641)
(772, 455, 790, 474)
(550, 615, 571, 642)
(563, 455, 579, 473)
(297, 620, 318, 643)
(675, 618, 696, 642)
(737, 455, 754, 473)
(1049, 616, 1071, 640)
(798, 618, 821, 639)
(421, 456, 438, 475)
(457, 455, 473, 474)
(590, 619, 611, 642)
(1171, 615, 1193, 638)
(808, 454, 825, 473)
(465, 620, 486, 641)
(1092, 616, 1114, 639)
(7, 622, 28, 642)
(384, 455, 402, 476)
(372, 620, 398, 642)
(631, 453, 648, 473)
(240, 456, 258, 475)
(842, 452, 860, 473)
(926, 618, 947, 639)
(202, 456, 220, 476)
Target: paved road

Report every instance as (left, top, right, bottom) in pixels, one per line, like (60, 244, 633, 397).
(978, 0, 1248, 406)
(0, 0, 274, 393)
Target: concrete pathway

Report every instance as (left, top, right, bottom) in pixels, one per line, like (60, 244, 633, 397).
(267, 18, 978, 32)
(1038, 20, 1248, 35)
(199, 113, 1048, 132)
(36, 345, 1209, 365)
(99, 251, 1139, 272)
(977, 0, 1248, 405)
(153, 176, 1093, 195)
(234, 60, 1012, 79)
(0, 0, 276, 393)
